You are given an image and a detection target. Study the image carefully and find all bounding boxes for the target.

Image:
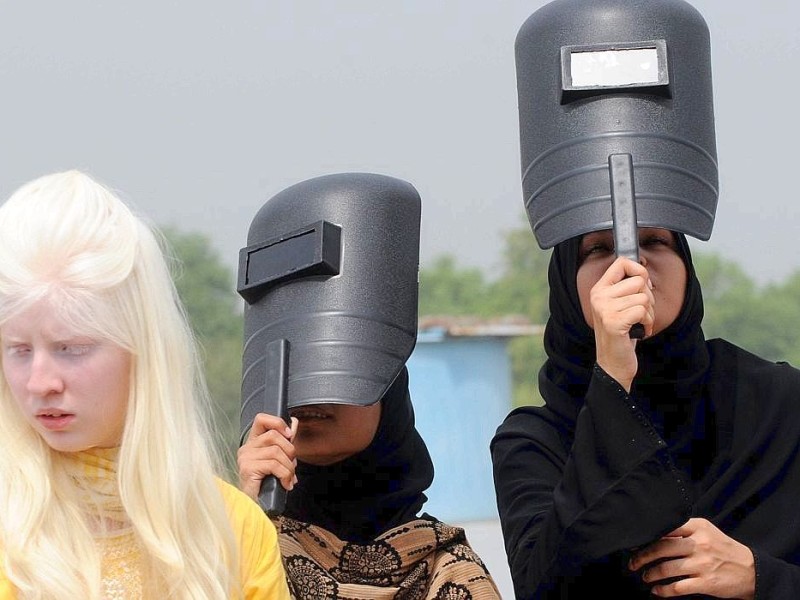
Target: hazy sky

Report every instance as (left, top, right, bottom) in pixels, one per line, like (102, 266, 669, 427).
(1, 0, 797, 285)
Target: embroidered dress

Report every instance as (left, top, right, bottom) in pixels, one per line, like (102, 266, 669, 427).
(97, 528, 144, 599)
(276, 515, 500, 599)
(278, 368, 501, 599)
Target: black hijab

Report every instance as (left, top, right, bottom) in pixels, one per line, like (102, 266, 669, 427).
(283, 367, 435, 543)
(539, 233, 713, 477)
(496, 231, 800, 597)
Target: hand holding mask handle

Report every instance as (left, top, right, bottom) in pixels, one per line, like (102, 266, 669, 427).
(609, 153, 645, 340)
(239, 338, 290, 515)
(259, 338, 290, 514)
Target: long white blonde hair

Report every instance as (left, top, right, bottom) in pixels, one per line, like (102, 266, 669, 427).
(0, 171, 239, 599)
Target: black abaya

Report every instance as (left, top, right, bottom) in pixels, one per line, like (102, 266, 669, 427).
(491, 235, 800, 599)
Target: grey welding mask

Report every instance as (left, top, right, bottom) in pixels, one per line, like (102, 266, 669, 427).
(516, 0, 718, 248)
(238, 173, 420, 438)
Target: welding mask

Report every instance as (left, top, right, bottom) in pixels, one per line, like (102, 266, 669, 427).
(238, 172, 421, 440)
(516, 0, 718, 248)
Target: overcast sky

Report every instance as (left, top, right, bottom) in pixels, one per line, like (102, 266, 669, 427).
(1, 0, 797, 286)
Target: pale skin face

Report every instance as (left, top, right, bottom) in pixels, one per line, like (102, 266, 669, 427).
(238, 401, 382, 498)
(1, 301, 131, 453)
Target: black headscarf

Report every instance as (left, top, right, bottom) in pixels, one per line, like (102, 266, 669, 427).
(283, 367, 435, 543)
(540, 233, 714, 478)
(494, 231, 800, 597)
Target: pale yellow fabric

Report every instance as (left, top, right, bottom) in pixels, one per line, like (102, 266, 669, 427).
(97, 528, 144, 599)
(63, 447, 128, 524)
(0, 465, 289, 599)
(64, 448, 145, 598)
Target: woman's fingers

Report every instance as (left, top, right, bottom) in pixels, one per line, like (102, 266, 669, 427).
(246, 412, 293, 442)
(238, 412, 299, 499)
(629, 519, 756, 599)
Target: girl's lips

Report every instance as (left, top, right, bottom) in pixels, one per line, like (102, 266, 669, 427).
(36, 413, 75, 431)
(289, 407, 332, 421)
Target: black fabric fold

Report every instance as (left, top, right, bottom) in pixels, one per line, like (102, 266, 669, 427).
(492, 233, 800, 599)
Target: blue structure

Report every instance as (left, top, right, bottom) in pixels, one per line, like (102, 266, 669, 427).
(407, 318, 541, 522)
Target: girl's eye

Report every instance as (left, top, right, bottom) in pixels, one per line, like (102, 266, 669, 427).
(5, 344, 31, 357)
(640, 234, 673, 249)
(57, 343, 93, 356)
(579, 241, 614, 263)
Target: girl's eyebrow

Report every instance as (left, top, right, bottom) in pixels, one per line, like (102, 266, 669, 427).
(50, 337, 98, 347)
(0, 333, 25, 343)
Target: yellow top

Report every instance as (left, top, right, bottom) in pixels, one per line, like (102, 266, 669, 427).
(0, 479, 290, 600)
(221, 479, 291, 600)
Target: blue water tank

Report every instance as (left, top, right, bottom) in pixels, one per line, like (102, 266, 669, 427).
(407, 329, 514, 522)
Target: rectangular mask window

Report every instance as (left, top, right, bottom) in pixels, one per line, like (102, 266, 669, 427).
(570, 47, 660, 87)
(560, 39, 669, 102)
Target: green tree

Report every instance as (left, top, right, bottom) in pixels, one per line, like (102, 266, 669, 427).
(160, 221, 800, 450)
(489, 227, 551, 323)
(161, 228, 243, 468)
(757, 271, 800, 366)
(162, 227, 242, 341)
(694, 252, 759, 344)
(489, 228, 551, 407)
(694, 252, 800, 365)
(418, 255, 492, 316)
(420, 226, 800, 409)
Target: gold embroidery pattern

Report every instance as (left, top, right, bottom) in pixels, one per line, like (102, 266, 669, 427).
(98, 528, 143, 600)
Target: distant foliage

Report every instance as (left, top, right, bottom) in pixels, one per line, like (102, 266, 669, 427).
(696, 254, 800, 368)
(419, 226, 800, 409)
(161, 222, 800, 442)
(161, 227, 243, 471)
(419, 256, 494, 317)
